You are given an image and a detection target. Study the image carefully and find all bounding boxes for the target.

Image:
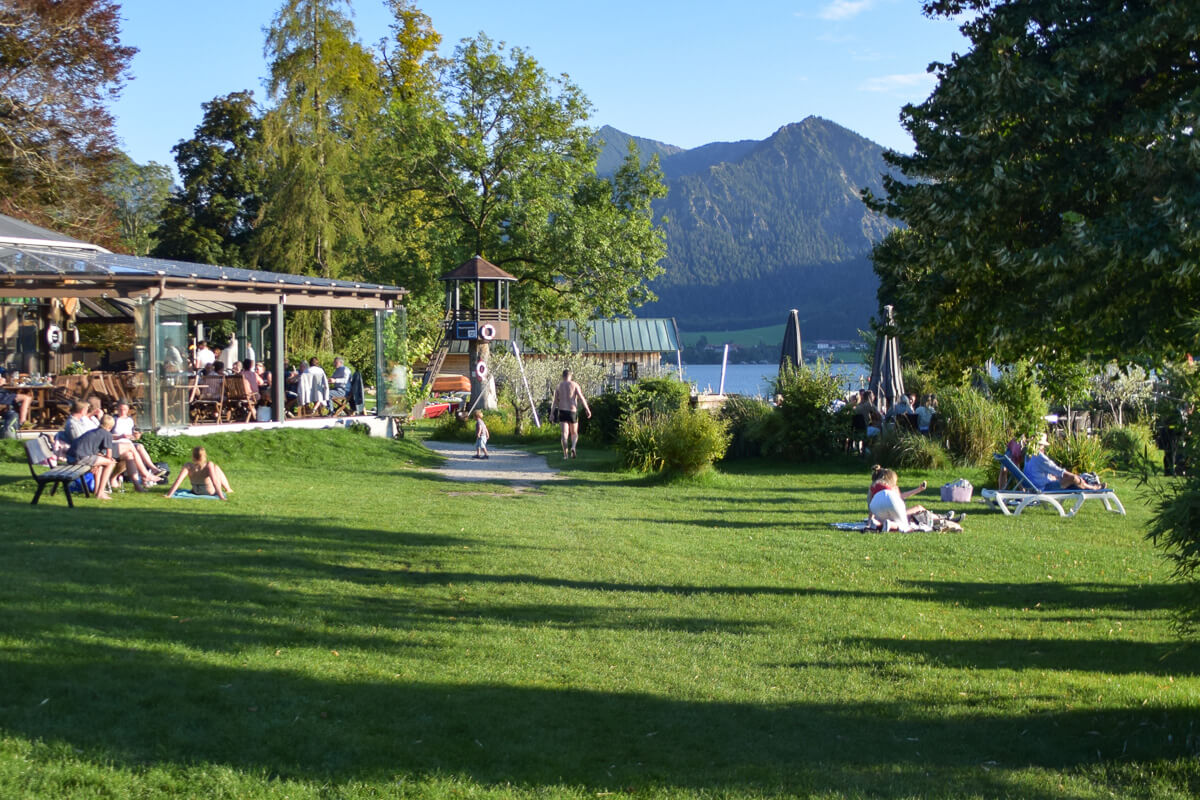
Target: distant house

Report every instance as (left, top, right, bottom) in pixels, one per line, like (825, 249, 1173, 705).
(428, 318, 681, 389)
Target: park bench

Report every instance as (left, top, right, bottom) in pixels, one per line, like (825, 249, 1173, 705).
(24, 436, 92, 507)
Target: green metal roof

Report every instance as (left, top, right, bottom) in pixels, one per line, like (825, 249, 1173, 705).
(448, 318, 679, 354)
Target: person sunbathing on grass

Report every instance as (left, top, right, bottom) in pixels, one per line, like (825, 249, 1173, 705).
(165, 446, 232, 500)
(867, 466, 929, 532)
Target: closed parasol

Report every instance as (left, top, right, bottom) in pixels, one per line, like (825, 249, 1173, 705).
(869, 305, 905, 415)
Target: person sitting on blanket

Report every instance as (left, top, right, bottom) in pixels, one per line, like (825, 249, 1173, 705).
(1024, 433, 1104, 491)
(868, 466, 929, 532)
(165, 446, 232, 500)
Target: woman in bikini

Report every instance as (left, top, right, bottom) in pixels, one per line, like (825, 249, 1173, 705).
(165, 446, 232, 500)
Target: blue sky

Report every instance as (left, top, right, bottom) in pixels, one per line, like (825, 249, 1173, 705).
(112, 0, 970, 171)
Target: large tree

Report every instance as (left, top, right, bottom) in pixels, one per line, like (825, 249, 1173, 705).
(869, 0, 1200, 374)
(0, 0, 135, 244)
(255, 0, 380, 351)
(104, 152, 172, 256)
(151, 91, 263, 267)
(375, 34, 668, 348)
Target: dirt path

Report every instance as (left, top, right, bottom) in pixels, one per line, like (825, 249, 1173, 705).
(420, 440, 563, 486)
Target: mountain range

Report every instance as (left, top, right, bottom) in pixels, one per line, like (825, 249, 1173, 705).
(595, 117, 898, 339)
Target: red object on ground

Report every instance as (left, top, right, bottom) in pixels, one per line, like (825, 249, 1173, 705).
(422, 402, 450, 418)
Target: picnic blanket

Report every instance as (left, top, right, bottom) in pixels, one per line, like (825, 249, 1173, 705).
(830, 519, 935, 533)
(169, 489, 220, 500)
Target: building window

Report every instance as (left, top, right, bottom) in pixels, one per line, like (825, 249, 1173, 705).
(622, 361, 638, 380)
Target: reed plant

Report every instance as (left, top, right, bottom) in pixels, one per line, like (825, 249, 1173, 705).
(938, 385, 1007, 466)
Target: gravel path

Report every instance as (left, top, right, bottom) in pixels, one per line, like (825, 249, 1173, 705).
(420, 440, 563, 485)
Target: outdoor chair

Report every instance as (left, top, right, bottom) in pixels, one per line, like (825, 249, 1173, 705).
(980, 452, 1125, 517)
(189, 375, 225, 423)
(222, 375, 256, 423)
(329, 371, 354, 416)
(24, 436, 92, 506)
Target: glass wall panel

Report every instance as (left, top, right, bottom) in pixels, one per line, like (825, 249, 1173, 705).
(131, 299, 153, 429)
(379, 307, 408, 416)
(155, 299, 190, 429)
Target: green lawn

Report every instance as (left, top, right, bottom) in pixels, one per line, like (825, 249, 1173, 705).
(1, 428, 1197, 799)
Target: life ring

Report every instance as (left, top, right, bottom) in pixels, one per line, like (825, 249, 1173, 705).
(479, 323, 496, 341)
(474, 360, 489, 380)
(45, 324, 63, 350)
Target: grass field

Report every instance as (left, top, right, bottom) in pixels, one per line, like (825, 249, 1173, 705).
(1, 427, 1197, 799)
(678, 324, 786, 348)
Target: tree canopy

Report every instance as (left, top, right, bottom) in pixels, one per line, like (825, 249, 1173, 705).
(152, 91, 263, 267)
(373, 34, 668, 348)
(0, 0, 135, 244)
(103, 153, 172, 256)
(869, 0, 1200, 373)
(255, 0, 381, 350)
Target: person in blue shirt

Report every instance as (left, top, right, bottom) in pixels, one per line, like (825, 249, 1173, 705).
(1023, 433, 1104, 491)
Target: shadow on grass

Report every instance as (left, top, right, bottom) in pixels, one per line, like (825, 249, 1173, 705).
(3, 643, 1197, 798)
(1, 502, 1196, 797)
(835, 636, 1199, 677)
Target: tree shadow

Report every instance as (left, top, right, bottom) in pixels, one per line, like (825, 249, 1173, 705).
(3, 644, 1195, 798)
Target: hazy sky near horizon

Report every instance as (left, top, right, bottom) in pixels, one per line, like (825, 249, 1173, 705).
(112, 0, 971, 172)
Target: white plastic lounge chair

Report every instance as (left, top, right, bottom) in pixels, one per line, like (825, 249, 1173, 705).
(980, 453, 1125, 517)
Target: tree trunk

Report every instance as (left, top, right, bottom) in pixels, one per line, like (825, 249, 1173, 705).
(470, 339, 489, 411)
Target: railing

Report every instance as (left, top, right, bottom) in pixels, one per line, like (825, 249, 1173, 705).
(443, 308, 509, 325)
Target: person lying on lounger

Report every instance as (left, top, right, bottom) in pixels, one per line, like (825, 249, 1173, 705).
(1024, 433, 1104, 491)
(165, 446, 232, 500)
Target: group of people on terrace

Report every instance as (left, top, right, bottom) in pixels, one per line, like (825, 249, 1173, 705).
(845, 390, 938, 453)
(171, 341, 357, 420)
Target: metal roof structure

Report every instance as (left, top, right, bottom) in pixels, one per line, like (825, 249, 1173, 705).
(0, 213, 407, 311)
(448, 317, 679, 354)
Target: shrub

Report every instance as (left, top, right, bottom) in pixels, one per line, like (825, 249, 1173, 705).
(586, 391, 624, 445)
(586, 376, 692, 446)
(659, 408, 730, 475)
(1102, 423, 1163, 475)
(870, 427, 950, 470)
(617, 410, 667, 472)
(719, 395, 773, 460)
(1047, 432, 1111, 474)
(939, 385, 1007, 466)
(618, 408, 730, 475)
(990, 361, 1046, 438)
(138, 430, 189, 462)
(762, 362, 845, 460)
(901, 361, 939, 404)
(1147, 480, 1200, 637)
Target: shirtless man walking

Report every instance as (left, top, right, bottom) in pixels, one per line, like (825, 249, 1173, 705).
(552, 369, 591, 459)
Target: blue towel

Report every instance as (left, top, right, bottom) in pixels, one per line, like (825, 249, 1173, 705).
(170, 489, 220, 500)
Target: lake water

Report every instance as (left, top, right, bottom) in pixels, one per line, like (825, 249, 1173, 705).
(675, 362, 870, 397)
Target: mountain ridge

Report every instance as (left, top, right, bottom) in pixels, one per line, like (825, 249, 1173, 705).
(594, 117, 897, 337)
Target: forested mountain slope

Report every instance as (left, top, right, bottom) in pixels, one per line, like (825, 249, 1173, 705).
(595, 118, 898, 337)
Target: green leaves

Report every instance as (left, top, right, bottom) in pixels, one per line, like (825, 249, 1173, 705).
(873, 0, 1200, 370)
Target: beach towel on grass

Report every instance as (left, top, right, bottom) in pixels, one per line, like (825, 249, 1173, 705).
(170, 489, 220, 500)
(830, 520, 934, 533)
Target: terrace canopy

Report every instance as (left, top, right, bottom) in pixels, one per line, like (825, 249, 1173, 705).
(0, 214, 408, 428)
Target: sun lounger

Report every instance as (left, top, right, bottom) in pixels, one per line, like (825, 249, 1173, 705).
(980, 453, 1125, 517)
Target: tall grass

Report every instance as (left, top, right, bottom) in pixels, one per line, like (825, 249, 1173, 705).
(938, 385, 1007, 466)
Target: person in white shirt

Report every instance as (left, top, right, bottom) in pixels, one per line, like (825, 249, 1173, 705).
(194, 341, 215, 371)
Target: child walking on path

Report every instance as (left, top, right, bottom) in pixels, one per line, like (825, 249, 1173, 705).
(473, 411, 489, 460)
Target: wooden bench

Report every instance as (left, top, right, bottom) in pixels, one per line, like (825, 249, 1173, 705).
(24, 437, 92, 507)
